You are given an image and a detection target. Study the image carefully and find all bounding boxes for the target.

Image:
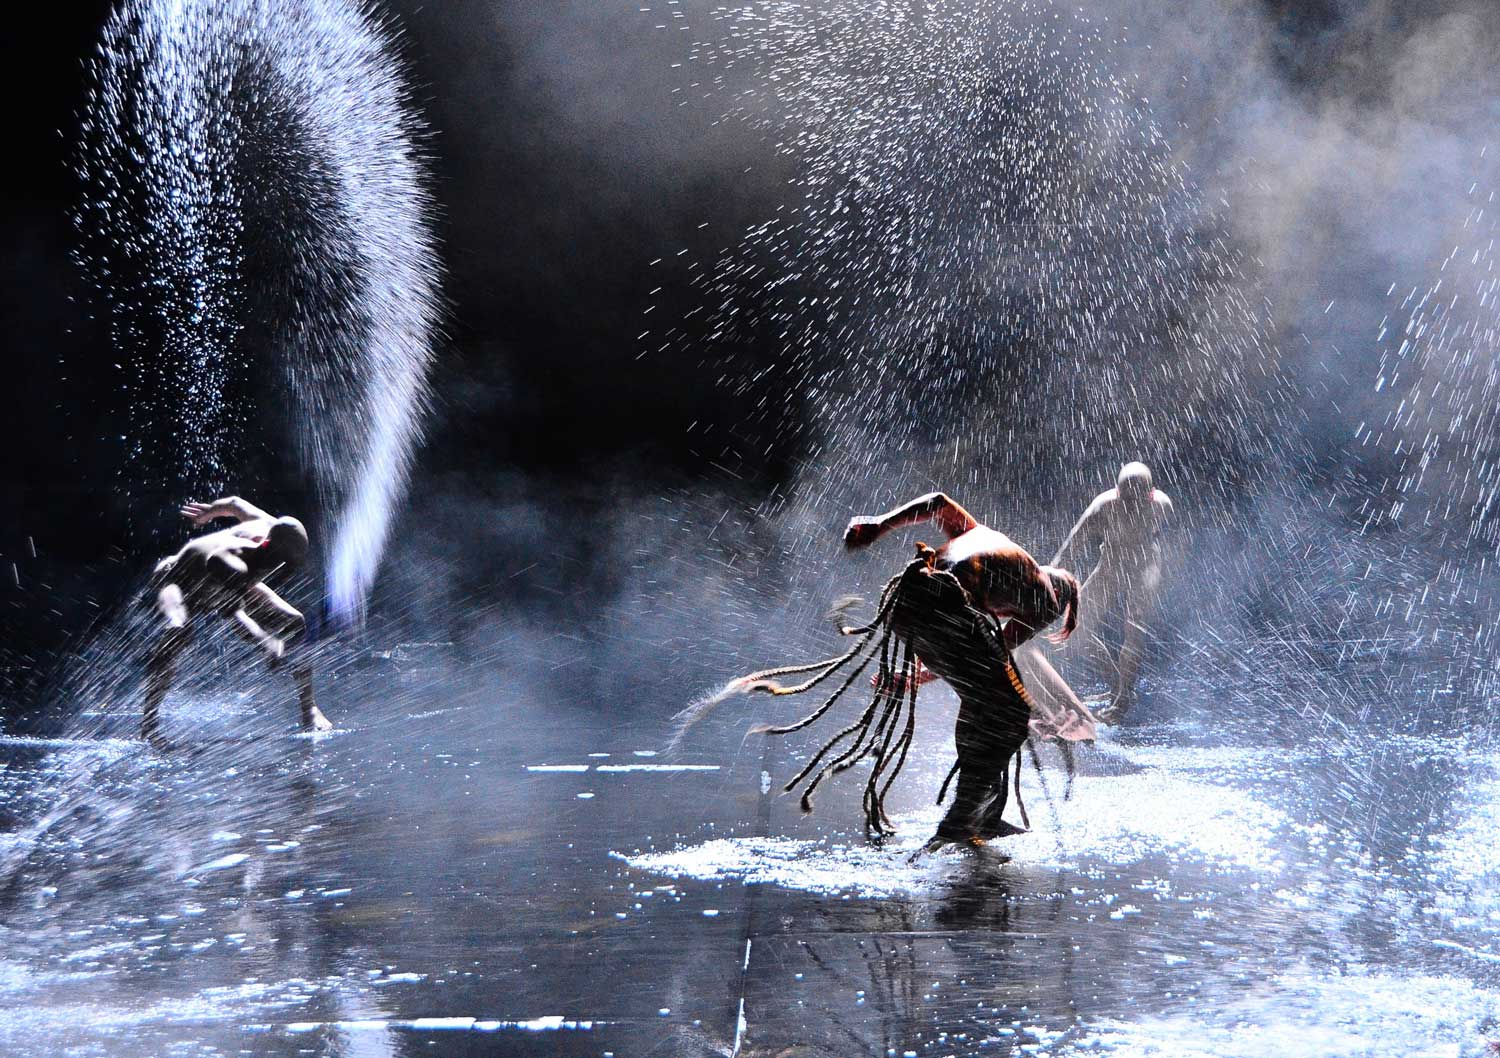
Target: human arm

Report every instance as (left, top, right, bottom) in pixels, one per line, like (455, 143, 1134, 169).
(228, 607, 286, 664)
(1051, 493, 1106, 570)
(871, 658, 939, 693)
(180, 496, 273, 526)
(844, 492, 980, 549)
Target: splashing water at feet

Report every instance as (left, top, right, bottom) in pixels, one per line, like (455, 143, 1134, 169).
(76, 0, 442, 622)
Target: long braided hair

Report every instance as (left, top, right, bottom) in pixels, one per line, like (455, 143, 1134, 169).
(673, 556, 956, 835)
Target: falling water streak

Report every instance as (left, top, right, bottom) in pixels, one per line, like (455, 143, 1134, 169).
(76, 0, 442, 621)
(326, 308, 436, 621)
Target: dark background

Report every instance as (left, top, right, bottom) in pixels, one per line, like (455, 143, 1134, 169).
(2, 0, 798, 700)
(4, 0, 1499, 707)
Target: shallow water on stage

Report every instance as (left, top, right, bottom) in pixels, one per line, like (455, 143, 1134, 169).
(1, 664, 1498, 1058)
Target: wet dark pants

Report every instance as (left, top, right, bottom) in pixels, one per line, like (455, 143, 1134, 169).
(891, 565, 1032, 841)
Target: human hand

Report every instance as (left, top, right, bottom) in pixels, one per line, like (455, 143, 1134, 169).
(180, 501, 217, 525)
(843, 517, 880, 550)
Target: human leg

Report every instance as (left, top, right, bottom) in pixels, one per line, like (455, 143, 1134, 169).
(933, 701, 1009, 844)
(144, 583, 191, 743)
(243, 584, 330, 732)
(1102, 566, 1160, 722)
(933, 685, 1029, 845)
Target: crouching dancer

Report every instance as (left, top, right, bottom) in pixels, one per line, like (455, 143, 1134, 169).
(143, 495, 332, 743)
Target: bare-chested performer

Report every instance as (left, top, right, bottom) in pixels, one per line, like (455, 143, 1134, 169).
(845, 492, 1093, 844)
(1052, 462, 1173, 722)
(143, 495, 332, 743)
(844, 492, 1095, 741)
(675, 490, 1091, 849)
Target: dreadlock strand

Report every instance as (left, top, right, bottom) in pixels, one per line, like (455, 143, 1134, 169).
(754, 624, 891, 737)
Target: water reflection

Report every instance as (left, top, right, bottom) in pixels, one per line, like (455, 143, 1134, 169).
(1, 673, 1499, 1056)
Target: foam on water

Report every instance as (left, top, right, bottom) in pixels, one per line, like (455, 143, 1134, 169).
(1060, 968, 1498, 1058)
(620, 755, 1288, 896)
(1413, 765, 1500, 953)
(1430, 774, 1500, 888)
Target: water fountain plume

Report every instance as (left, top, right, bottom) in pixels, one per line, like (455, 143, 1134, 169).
(75, 0, 443, 623)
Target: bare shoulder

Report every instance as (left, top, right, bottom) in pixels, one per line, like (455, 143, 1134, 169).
(941, 524, 995, 558)
(944, 525, 1033, 565)
(229, 515, 277, 539)
(1089, 488, 1119, 514)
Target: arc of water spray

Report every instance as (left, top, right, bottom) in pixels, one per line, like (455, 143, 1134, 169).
(78, 0, 443, 625)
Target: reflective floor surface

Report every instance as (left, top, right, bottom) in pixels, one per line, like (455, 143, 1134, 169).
(2, 656, 1498, 1057)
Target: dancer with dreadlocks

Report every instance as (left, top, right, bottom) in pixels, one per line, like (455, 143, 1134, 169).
(845, 493, 1088, 845)
(674, 492, 1088, 851)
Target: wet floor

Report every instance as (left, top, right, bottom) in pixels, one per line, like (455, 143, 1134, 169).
(2, 657, 1499, 1057)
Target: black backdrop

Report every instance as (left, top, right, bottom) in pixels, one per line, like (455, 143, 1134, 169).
(1, 0, 1491, 703)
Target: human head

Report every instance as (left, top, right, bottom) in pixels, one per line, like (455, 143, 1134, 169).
(265, 516, 310, 567)
(1039, 565, 1079, 642)
(1117, 461, 1153, 505)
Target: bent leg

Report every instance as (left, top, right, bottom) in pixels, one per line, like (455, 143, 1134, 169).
(1074, 567, 1123, 688)
(935, 680, 1030, 844)
(1104, 569, 1160, 722)
(144, 584, 191, 743)
(935, 699, 1011, 844)
(244, 584, 330, 732)
(1108, 613, 1151, 721)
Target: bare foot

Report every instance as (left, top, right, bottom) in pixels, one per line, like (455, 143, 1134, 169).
(917, 833, 984, 858)
(303, 704, 334, 733)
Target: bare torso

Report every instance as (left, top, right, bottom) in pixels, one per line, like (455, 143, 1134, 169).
(1084, 489, 1171, 581)
(154, 517, 277, 608)
(933, 526, 1057, 624)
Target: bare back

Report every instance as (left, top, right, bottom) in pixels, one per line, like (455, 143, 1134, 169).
(845, 492, 1074, 648)
(934, 526, 1055, 623)
(155, 517, 279, 610)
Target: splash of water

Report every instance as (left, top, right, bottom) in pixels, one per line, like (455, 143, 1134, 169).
(650, 0, 1288, 505)
(76, 0, 441, 622)
(628, 0, 1318, 729)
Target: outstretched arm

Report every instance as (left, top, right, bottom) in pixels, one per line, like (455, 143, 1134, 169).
(1051, 494, 1105, 569)
(844, 492, 979, 550)
(181, 496, 272, 526)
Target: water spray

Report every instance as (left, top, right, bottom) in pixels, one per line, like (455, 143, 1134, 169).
(76, 0, 442, 626)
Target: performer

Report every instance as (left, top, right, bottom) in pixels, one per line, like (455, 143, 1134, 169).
(1052, 462, 1173, 721)
(846, 491, 1096, 743)
(675, 492, 1088, 851)
(143, 495, 331, 743)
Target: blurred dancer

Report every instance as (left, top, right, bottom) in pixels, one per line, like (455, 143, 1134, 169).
(1053, 462, 1173, 721)
(143, 495, 330, 743)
